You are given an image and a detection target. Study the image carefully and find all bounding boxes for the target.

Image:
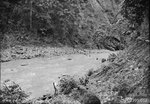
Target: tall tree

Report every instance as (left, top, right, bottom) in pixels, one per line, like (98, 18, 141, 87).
(30, 0, 33, 30)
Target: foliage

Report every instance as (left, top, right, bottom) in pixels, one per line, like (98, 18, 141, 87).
(121, 0, 149, 25)
(2, 0, 148, 49)
(79, 75, 89, 86)
(93, 35, 125, 51)
(0, 79, 29, 104)
(0, 0, 149, 104)
(0, 0, 93, 47)
(0, 0, 22, 33)
(120, 0, 149, 48)
(0, 0, 131, 49)
(107, 53, 117, 62)
(86, 38, 150, 103)
(58, 75, 79, 94)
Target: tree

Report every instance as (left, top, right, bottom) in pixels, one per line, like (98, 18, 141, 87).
(121, 0, 149, 42)
(121, 0, 149, 25)
(29, 0, 33, 30)
(91, 0, 125, 26)
(0, 0, 22, 33)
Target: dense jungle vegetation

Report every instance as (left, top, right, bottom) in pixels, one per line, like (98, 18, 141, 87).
(0, 0, 149, 104)
(0, 0, 135, 50)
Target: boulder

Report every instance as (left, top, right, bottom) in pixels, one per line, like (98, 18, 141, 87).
(81, 93, 101, 104)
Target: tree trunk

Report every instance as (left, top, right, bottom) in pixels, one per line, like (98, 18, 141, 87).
(30, 0, 32, 30)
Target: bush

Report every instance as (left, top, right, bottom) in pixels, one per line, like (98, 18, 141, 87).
(58, 75, 79, 94)
(0, 79, 29, 104)
(107, 53, 117, 62)
(79, 75, 89, 86)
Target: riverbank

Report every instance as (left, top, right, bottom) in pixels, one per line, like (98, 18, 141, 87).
(1, 49, 115, 100)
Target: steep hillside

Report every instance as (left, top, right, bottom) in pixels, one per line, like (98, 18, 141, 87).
(87, 39, 150, 103)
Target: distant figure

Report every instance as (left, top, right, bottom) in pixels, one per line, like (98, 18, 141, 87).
(81, 93, 101, 104)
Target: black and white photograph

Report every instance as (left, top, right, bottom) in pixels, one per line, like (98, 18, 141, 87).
(0, 0, 149, 104)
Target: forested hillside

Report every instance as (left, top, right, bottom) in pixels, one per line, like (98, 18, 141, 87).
(0, 0, 149, 104)
(0, 0, 128, 49)
(0, 0, 131, 62)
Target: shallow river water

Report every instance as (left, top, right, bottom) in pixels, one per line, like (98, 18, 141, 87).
(1, 51, 113, 99)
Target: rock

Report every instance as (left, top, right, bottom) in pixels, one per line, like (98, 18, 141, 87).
(68, 58, 72, 60)
(21, 64, 28, 66)
(101, 58, 106, 63)
(81, 93, 101, 104)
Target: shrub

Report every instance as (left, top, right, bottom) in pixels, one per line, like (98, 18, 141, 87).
(79, 75, 89, 86)
(58, 75, 78, 94)
(107, 53, 117, 62)
(0, 79, 29, 104)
